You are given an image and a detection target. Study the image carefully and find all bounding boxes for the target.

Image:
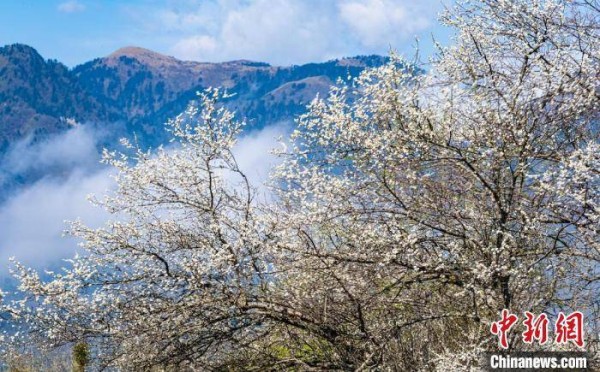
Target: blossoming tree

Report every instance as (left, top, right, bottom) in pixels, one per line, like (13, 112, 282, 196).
(1, 0, 599, 370)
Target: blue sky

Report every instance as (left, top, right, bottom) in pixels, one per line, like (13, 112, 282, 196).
(0, 0, 452, 67)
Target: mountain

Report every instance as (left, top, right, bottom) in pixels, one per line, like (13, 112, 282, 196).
(1, 44, 388, 149)
(0, 44, 109, 152)
(72, 46, 388, 145)
(0, 44, 389, 198)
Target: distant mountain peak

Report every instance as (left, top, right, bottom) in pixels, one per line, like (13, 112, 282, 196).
(1, 43, 39, 54)
(106, 46, 179, 67)
(0, 43, 393, 167)
(0, 43, 45, 63)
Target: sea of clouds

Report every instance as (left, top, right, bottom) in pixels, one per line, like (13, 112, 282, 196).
(0, 122, 287, 276)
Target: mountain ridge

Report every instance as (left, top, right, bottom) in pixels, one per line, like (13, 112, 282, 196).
(1, 43, 388, 141)
(0, 43, 390, 197)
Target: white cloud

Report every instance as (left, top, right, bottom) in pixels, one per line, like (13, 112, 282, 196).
(162, 0, 342, 64)
(0, 168, 112, 274)
(57, 1, 86, 14)
(0, 125, 109, 274)
(4, 124, 99, 175)
(130, 0, 443, 65)
(216, 0, 340, 63)
(0, 123, 287, 275)
(172, 35, 218, 61)
(338, 0, 432, 48)
(233, 123, 289, 199)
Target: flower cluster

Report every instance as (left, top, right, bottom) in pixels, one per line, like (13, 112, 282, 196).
(1, 0, 599, 370)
